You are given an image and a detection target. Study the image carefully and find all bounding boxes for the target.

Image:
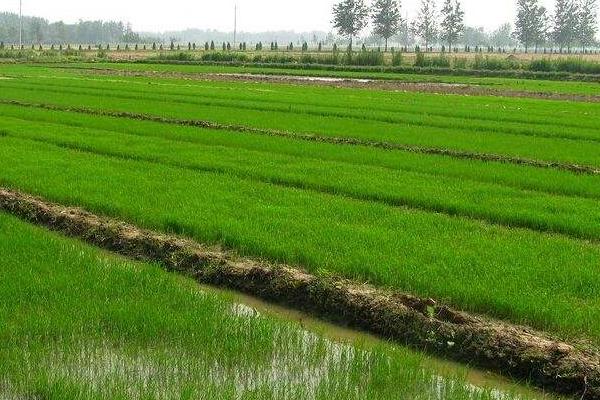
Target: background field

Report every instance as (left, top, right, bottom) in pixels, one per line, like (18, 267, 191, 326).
(0, 61, 598, 397)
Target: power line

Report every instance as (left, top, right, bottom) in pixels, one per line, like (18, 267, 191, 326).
(19, 0, 22, 48)
(233, 4, 237, 46)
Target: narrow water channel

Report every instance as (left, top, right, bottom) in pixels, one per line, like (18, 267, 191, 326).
(201, 283, 562, 400)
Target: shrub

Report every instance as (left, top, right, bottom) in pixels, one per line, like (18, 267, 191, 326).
(471, 55, 520, 71)
(528, 58, 554, 72)
(391, 51, 403, 66)
(200, 52, 250, 62)
(453, 57, 468, 69)
(553, 58, 600, 74)
(299, 53, 340, 65)
(413, 53, 451, 68)
(347, 50, 384, 66)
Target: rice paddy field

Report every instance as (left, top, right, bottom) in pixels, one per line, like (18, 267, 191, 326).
(0, 61, 598, 398)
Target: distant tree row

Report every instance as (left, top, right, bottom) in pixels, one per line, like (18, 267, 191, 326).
(514, 0, 598, 52)
(332, 0, 465, 51)
(332, 0, 597, 51)
(0, 12, 143, 44)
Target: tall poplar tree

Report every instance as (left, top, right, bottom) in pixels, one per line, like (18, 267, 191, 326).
(577, 0, 598, 50)
(514, 0, 547, 52)
(332, 0, 369, 50)
(371, 0, 402, 51)
(553, 0, 578, 51)
(440, 0, 465, 51)
(413, 0, 438, 50)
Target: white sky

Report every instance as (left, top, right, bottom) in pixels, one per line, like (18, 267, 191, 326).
(0, 0, 565, 33)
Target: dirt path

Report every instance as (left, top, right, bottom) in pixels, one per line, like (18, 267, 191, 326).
(77, 66, 600, 103)
(1, 187, 598, 399)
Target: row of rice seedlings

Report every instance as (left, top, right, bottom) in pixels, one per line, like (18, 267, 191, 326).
(1, 82, 598, 168)
(1, 136, 599, 346)
(4, 74, 600, 143)
(1, 103, 597, 201)
(0, 211, 541, 400)
(2, 116, 598, 241)
(8, 59, 599, 99)
(9, 69, 600, 132)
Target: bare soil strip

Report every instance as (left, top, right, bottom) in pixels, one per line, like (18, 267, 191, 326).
(1, 187, 599, 399)
(2, 99, 598, 176)
(77, 67, 600, 103)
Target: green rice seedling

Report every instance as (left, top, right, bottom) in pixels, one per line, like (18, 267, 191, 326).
(1, 114, 598, 241)
(0, 137, 599, 347)
(0, 102, 598, 201)
(1, 212, 531, 399)
(1, 74, 599, 167)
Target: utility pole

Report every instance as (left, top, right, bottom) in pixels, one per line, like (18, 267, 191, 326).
(19, 0, 23, 48)
(233, 4, 237, 47)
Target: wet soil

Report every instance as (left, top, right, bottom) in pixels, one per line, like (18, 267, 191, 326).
(79, 67, 600, 103)
(1, 188, 598, 399)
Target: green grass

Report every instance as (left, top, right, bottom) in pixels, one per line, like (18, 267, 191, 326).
(0, 102, 597, 201)
(0, 136, 599, 347)
(1, 211, 521, 400)
(6, 72, 600, 142)
(1, 63, 599, 397)
(1, 64, 600, 167)
(0, 111, 598, 241)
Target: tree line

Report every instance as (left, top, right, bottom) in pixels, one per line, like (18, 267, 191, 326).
(0, 12, 142, 44)
(332, 0, 598, 52)
(515, 0, 598, 52)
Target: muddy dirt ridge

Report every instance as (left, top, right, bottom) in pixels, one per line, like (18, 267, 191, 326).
(0, 187, 599, 399)
(77, 66, 600, 103)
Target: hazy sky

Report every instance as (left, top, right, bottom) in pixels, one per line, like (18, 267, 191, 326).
(1, 0, 565, 33)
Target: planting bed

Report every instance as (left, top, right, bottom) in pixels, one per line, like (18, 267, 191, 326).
(0, 62, 598, 398)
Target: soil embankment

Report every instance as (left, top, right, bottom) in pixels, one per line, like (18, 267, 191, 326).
(1, 187, 598, 399)
(80, 66, 600, 103)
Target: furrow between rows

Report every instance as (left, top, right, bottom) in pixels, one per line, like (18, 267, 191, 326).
(2, 99, 598, 175)
(0, 187, 598, 400)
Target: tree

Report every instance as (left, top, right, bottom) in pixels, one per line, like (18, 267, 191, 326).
(332, 0, 369, 50)
(412, 0, 438, 50)
(553, 0, 578, 51)
(534, 6, 550, 51)
(371, 0, 402, 51)
(514, 0, 547, 52)
(577, 0, 598, 50)
(490, 23, 516, 48)
(440, 0, 464, 51)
